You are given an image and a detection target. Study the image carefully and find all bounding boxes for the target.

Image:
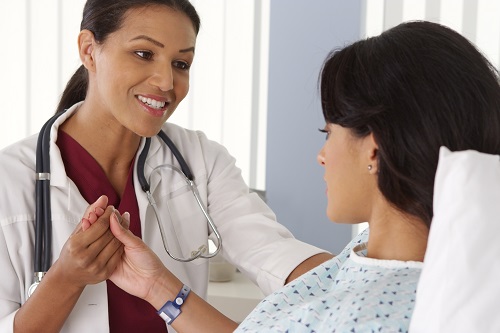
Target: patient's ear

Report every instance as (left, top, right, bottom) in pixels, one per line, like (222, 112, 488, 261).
(365, 133, 379, 174)
(78, 29, 97, 72)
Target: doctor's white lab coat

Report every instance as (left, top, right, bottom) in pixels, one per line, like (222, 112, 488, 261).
(0, 103, 325, 332)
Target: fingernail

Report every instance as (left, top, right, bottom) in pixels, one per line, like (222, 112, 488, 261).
(112, 208, 122, 224)
(122, 212, 130, 223)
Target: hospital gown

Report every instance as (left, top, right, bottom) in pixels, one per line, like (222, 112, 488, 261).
(235, 229, 423, 333)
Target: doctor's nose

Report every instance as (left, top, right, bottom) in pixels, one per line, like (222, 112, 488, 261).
(150, 65, 174, 92)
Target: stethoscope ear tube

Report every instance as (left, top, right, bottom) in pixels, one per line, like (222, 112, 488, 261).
(34, 125, 46, 274)
(137, 137, 152, 192)
(34, 112, 64, 274)
(157, 130, 193, 180)
(137, 131, 194, 190)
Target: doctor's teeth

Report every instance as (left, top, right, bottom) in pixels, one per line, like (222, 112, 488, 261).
(138, 95, 166, 109)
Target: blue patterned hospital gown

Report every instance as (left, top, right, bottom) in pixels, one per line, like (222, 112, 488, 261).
(235, 229, 423, 333)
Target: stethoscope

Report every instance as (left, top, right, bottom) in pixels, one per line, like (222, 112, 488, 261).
(29, 110, 222, 297)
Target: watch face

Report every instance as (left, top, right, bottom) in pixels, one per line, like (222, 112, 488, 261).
(28, 282, 39, 298)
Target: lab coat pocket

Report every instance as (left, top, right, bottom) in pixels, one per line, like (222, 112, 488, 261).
(155, 186, 209, 266)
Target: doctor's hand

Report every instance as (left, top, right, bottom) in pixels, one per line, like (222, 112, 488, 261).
(15, 202, 131, 333)
(51, 203, 129, 290)
(80, 195, 108, 231)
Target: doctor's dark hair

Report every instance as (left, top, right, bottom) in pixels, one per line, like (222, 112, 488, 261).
(319, 20, 500, 227)
(56, 0, 200, 114)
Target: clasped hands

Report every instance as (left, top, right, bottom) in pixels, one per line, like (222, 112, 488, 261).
(55, 195, 170, 305)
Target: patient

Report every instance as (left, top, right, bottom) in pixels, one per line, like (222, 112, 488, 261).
(85, 21, 500, 332)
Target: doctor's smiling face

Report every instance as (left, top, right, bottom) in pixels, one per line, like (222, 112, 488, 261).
(79, 4, 196, 137)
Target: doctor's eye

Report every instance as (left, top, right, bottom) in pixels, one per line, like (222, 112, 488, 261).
(318, 128, 330, 140)
(135, 50, 154, 60)
(173, 60, 191, 71)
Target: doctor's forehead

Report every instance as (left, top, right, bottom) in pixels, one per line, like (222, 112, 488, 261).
(112, 5, 197, 46)
(77, 3, 199, 59)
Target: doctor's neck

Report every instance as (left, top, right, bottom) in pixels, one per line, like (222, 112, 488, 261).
(59, 101, 142, 196)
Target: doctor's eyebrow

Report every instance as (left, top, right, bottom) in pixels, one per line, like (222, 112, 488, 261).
(129, 35, 195, 53)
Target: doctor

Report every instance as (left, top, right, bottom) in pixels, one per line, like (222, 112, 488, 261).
(0, 0, 331, 332)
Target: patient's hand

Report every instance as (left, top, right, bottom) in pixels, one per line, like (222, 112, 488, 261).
(81, 195, 108, 231)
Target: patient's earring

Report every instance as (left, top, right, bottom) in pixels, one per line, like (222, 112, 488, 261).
(368, 165, 373, 171)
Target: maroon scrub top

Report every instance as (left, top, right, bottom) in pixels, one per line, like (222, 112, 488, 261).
(57, 130, 167, 332)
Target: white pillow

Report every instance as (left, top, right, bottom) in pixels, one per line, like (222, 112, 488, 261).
(409, 147, 500, 333)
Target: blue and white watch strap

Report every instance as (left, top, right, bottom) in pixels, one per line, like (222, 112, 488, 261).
(157, 284, 191, 324)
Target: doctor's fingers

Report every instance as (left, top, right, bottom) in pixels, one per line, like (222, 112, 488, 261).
(72, 195, 109, 234)
(59, 208, 128, 283)
(75, 209, 129, 265)
(58, 244, 125, 286)
(60, 231, 125, 285)
(74, 205, 115, 244)
(87, 213, 128, 264)
(63, 207, 114, 259)
(75, 240, 125, 284)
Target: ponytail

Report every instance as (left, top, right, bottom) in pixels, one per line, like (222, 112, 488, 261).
(55, 65, 88, 114)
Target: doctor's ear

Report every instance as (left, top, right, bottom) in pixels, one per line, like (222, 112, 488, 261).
(78, 29, 97, 72)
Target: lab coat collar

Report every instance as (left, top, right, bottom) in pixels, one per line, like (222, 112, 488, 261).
(49, 102, 81, 188)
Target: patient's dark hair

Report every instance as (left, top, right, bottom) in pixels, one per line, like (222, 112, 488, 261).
(56, 0, 200, 114)
(319, 21, 500, 227)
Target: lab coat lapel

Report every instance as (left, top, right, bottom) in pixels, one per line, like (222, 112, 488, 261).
(49, 104, 80, 188)
(47, 103, 91, 225)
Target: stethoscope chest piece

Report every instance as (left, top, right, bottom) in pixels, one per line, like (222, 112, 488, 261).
(27, 282, 39, 298)
(27, 272, 45, 298)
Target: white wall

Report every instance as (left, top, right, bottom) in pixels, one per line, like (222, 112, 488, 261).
(364, 0, 500, 68)
(0, 0, 86, 147)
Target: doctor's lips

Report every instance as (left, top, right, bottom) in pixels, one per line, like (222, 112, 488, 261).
(137, 94, 170, 110)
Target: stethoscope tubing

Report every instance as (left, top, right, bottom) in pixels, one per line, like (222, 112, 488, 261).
(137, 131, 194, 192)
(138, 133, 222, 261)
(35, 111, 64, 274)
